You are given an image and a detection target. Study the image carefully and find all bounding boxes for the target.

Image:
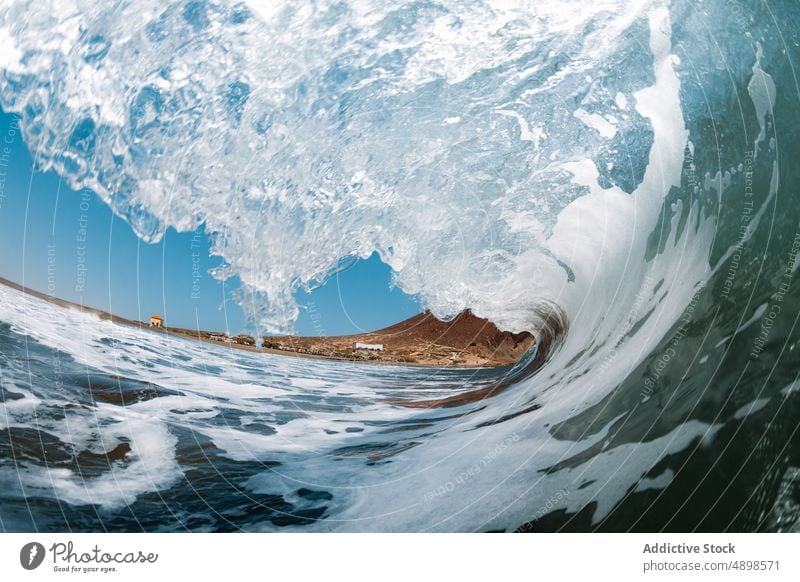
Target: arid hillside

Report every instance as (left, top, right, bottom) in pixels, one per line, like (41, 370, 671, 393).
(263, 310, 535, 367)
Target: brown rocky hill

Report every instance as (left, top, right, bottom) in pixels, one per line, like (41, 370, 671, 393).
(264, 310, 535, 367)
(0, 276, 533, 368)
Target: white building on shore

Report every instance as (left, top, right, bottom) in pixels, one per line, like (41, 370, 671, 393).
(352, 342, 383, 352)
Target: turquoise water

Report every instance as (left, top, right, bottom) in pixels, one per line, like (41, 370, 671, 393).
(0, 0, 799, 531)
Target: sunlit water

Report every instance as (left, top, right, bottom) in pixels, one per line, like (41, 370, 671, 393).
(0, 0, 799, 531)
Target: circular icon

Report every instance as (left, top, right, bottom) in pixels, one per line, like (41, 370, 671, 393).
(20, 542, 46, 570)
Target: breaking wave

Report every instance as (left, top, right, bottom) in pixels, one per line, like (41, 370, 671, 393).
(1, 0, 799, 532)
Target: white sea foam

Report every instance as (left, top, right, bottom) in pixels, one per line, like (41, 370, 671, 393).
(8, 0, 794, 536)
(749, 42, 777, 158)
(0, 0, 667, 334)
(0, 4, 731, 531)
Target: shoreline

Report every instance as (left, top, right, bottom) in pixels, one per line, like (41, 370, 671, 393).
(0, 276, 526, 369)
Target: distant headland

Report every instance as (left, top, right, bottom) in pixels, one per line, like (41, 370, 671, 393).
(0, 276, 534, 368)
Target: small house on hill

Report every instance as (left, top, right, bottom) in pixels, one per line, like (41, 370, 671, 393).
(353, 342, 383, 352)
(149, 315, 164, 328)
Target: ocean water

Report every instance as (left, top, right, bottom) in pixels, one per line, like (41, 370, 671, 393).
(0, 0, 799, 531)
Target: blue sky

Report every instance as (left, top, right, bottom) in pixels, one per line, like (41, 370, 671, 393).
(0, 108, 420, 336)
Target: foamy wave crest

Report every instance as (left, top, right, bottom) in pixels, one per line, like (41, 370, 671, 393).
(0, 0, 673, 332)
